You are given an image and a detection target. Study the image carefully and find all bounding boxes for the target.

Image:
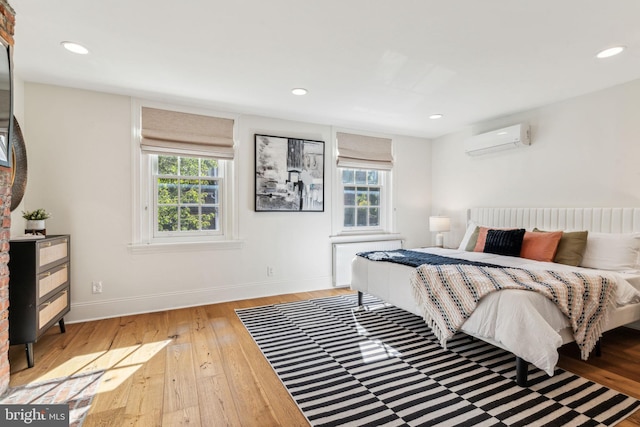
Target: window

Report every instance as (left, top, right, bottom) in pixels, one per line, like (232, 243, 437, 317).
(334, 132, 394, 235)
(341, 168, 382, 229)
(154, 155, 222, 236)
(132, 101, 239, 249)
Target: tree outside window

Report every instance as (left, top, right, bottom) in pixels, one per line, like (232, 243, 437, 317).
(155, 155, 222, 234)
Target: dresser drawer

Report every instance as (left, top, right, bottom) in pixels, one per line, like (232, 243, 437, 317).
(38, 263, 69, 301)
(38, 236, 69, 270)
(38, 289, 69, 331)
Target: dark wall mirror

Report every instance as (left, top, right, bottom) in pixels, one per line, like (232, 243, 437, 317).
(10, 117, 27, 211)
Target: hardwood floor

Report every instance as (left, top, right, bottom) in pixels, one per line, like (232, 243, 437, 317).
(7, 288, 640, 426)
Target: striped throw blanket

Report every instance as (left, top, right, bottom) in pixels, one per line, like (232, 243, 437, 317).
(410, 264, 616, 360)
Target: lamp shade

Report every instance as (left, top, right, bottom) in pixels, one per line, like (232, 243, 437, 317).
(429, 216, 450, 232)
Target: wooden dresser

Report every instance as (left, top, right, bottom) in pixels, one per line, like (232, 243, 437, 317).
(8, 235, 71, 367)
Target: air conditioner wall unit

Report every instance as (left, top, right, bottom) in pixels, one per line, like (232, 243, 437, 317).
(464, 123, 530, 156)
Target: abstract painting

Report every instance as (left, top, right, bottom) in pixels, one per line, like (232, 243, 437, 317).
(255, 134, 324, 212)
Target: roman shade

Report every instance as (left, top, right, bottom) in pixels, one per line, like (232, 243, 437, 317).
(141, 107, 235, 159)
(336, 132, 393, 170)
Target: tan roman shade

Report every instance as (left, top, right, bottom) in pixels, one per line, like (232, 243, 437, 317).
(336, 132, 393, 170)
(141, 107, 235, 159)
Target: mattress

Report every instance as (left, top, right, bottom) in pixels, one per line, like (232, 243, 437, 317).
(351, 247, 640, 376)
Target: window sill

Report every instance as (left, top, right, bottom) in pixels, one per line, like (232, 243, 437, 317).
(330, 232, 403, 244)
(128, 239, 244, 254)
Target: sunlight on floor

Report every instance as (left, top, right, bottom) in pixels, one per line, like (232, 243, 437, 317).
(96, 365, 144, 393)
(34, 339, 172, 391)
(352, 306, 401, 364)
(358, 340, 401, 364)
(3, 339, 173, 426)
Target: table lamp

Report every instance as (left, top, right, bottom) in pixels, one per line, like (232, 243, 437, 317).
(429, 216, 450, 247)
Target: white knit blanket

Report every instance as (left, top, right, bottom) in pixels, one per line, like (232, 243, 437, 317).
(410, 264, 616, 360)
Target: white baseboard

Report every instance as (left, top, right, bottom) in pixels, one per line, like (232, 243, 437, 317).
(66, 276, 333, 323)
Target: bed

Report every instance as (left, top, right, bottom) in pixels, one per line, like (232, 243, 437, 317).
(351, 207, 640, 386)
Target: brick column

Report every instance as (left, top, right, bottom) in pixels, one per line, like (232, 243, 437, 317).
(0, 0, 14, 396)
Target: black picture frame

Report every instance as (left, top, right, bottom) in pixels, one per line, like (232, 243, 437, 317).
(255, 134, 324, 212)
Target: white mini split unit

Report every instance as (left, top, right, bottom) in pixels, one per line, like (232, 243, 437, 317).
(464, 123, 531, 156)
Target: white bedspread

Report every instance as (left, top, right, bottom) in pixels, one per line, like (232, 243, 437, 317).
(351, 247, 640, 376)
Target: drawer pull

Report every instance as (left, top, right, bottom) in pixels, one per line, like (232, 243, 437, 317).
(41, 242, 52, 248)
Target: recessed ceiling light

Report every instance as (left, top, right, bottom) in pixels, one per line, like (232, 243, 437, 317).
(61, 41, 89, 55)
(291, 88, 308, 96)
(596, 46, 625, 59)
(429, 114, 443, 119)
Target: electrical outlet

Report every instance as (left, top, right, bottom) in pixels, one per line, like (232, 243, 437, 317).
(92, 281, 103, 294)
(267, 266, 274, 277)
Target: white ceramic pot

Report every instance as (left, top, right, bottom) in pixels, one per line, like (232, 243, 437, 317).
(26, 219, 45, 230)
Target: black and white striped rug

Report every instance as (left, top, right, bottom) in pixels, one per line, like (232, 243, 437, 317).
(236, 294, 640, 427)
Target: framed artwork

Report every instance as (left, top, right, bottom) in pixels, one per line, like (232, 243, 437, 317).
(255, 134, 324, 212)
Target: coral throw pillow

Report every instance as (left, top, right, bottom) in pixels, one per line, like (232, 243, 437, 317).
(520, 231, 563, 262)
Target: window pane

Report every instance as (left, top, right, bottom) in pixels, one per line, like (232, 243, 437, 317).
(357, 207, 368, 226)
(180, 179, 200, 203)
(356, 188, 368, 206)
(180, 157, 199, 176)
(152, 154, 226, 238)
(158, 178, 178, 204)
(369, 188, 380, 206)
(369, 207, 379, 226)
(344, 207, 355, 227)
(367, 170, 379, 185)
(201, 159, 219, 177)
(202, 179, 219, 204)
(180, 206, 200, 231)
(158, 206, 178, 232)
(344, 186, 355, 206)
(342, 169, 354, 184)
(158, 156, 178, 175)
(340, 168, 385, 231)
(201, 206, 218, 230)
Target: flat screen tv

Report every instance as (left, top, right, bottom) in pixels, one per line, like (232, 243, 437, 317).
(0, 38, 12, 168)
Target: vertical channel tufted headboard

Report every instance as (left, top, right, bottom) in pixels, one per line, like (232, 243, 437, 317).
(468, 207, 640, 233)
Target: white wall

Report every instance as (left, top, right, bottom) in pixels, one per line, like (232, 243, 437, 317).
(14, 83, 431, 322)
(431, 78, 640, 246)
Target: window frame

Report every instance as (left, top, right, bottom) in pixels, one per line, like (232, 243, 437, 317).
(131, 99, 241, 251)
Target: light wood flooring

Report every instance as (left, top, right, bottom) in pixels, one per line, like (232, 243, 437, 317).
(7, 288, 640, 426)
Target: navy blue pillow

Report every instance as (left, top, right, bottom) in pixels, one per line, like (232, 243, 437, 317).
(483, 228, 526, 257)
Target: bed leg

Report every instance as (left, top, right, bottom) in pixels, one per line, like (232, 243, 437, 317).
(516, 357, 528, 387)
(357, 291, 363, 307)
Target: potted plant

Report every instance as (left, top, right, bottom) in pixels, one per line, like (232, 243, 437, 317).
(22, 208, 51, 235)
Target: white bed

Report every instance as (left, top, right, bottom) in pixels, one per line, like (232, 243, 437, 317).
(350, 207, 640, 386)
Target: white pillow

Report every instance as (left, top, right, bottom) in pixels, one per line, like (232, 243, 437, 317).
(579, 232, 640, 271)
(457, 221, 479, 251)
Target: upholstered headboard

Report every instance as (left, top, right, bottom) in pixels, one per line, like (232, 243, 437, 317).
(468, 207, 640, 233)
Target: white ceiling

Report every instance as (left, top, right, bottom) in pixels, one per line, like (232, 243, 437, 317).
(9, 0, 640, 139)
